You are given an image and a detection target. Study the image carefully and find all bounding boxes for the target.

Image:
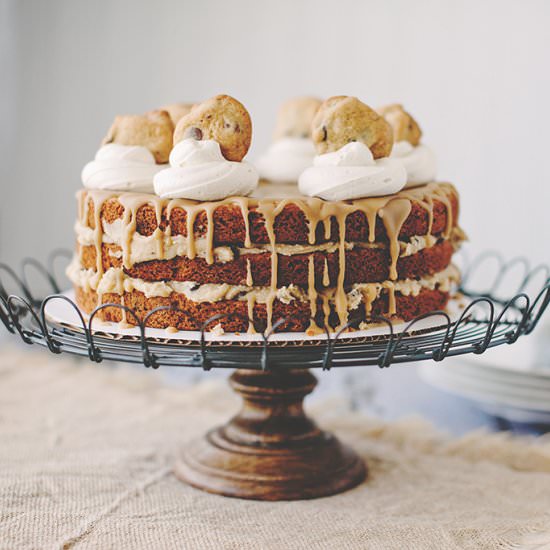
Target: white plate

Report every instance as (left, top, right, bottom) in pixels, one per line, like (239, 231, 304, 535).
(43, 289, 466, 346)
(456, 335, 550, 377)
(433, 366, 550, 404)
(420, 363, 550, 412)
(447, 361, 550, 391)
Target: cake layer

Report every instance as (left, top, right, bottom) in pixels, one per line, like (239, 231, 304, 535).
(76, 219, 462, 267)
(70, 264, 459, 333)
(79, 183, 458, 248)
(78, 238, 456, 288)
(74, 285, 451, 333)
(72, 182, 462, 331)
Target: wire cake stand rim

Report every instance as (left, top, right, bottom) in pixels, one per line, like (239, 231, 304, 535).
(43, 289, 470, 348)
(1, 249, 549, 371)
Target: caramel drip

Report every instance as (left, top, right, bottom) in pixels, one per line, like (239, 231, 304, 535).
(383, 282, 397, 316)
(246, 294, 256, 334)
(301, 199, 323, 245)
(185, 206, 199, 260)
(120, 294, 129, 327)
(117, 194, 151, 270)
(335, 213, 349, 328)
(204, 206, 215, 265)
(378, 199, 413, 281)
(245, 258, 253, 286)
(323, 217, 331, 241)
(265, 294, 276, 333)
(256, 200, 279, 332)
(253, 196, 326, 331)
(234, 197, 252, 249)
(431, 185, 454, 237)
(306, 254, 320, 334)
(322, 257, 330, 287)
(401, 189, 434, 236)
(115, 270, 126, 328)
(93, 197, 104, 276)
(362, 285, 379, 317)
(315, 201, 351, 328)
(77, 183, 458, 333)
(87, 190, 115, 320)
(422, 194, 434, 236)
(321, 294, 331, 330)
(426, 194, 434, 236)
(153, 199, 164, 260)
(88, 190, 117, 276)
(359, 197, 390, 243)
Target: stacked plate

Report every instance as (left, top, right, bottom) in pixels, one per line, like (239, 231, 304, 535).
(420, 325, 550, 429)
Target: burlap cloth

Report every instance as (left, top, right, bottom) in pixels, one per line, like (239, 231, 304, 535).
(2, 345, 550, 550)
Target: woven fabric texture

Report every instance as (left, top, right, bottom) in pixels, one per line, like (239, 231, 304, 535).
(1, 346, 550, 550)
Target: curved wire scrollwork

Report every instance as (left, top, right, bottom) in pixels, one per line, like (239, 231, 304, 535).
(0, 249, 548, 372)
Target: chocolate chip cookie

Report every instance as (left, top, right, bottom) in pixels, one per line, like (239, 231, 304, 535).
(273, 96, 322, 140)
(377, 104, 422, 146)
(102, 110, 174, 164)
(162, 102, 195, 126)
(311, 96, 393, 158)
(173, 94, 252, 162)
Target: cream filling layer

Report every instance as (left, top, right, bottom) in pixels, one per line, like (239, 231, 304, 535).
(345, 264, 460, 311)
(67, 260, 459, 305)
(67, 259, 307, 304)
(75, 219, 462, 266)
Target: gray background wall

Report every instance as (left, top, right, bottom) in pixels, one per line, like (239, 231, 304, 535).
(1, 0, 549, 272)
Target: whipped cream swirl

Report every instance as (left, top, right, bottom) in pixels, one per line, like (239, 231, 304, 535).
(391, 141, 437, 187)
(256, 137, 316, 183)
(298, 142, 407, 201)
(81, 144, 165, 193)
(153, 139, 259, 201)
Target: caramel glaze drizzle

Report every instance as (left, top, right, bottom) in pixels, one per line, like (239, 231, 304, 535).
(75, 183, 457, 334)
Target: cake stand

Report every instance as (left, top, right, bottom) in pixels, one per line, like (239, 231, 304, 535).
(1, 250, 548, 501)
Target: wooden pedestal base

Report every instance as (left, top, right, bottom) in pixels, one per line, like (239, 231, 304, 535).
(175, 369, 367, 501)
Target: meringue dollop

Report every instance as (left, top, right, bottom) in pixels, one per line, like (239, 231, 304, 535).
(298, 142, 407, 201)
(256, 137, 316, 183)
(81, 144, 165, 193)
(390, 141, 437, 186)
(153, 139, 259, 201)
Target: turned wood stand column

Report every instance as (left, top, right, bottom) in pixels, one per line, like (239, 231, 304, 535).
(175, 369, 367, 501)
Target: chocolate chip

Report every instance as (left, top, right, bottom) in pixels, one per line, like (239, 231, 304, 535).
(321, 125, 327, 141)
(189, 283, 200, 291)
(230, 245, 240, 259)
(184, 127, 203, 141)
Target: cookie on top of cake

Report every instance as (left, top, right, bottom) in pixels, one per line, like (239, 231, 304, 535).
(256, 96, 322, 185)
(69, 93, 464, 334)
